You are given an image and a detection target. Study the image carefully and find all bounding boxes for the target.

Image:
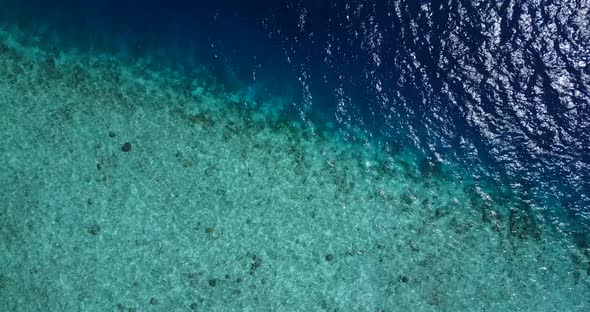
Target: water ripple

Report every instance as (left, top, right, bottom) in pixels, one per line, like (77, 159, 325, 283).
(269, 0, 590, 230)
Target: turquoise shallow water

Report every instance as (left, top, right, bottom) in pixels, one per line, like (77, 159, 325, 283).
(0, 22, 590, 312)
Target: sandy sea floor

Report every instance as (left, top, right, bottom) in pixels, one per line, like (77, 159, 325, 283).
(1, 26, 590, 311)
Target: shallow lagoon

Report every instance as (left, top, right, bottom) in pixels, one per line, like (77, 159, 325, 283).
(1, 23, 589, 311)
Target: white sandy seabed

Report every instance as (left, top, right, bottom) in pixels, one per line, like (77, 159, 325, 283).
(0, 26, 589, 312)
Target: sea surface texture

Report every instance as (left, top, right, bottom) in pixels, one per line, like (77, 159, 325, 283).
(1, 1, 589, 311)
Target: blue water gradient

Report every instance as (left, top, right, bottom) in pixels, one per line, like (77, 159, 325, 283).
(2, 0, 588, 232)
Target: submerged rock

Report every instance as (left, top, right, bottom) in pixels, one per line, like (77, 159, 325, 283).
(89, 224, 101, 235)
(509, 207, 541, 240)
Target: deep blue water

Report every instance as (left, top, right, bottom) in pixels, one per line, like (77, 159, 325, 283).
(3, 0, 589, 232)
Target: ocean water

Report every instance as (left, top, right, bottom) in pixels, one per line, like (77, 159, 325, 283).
(1, 1, 589, 311)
